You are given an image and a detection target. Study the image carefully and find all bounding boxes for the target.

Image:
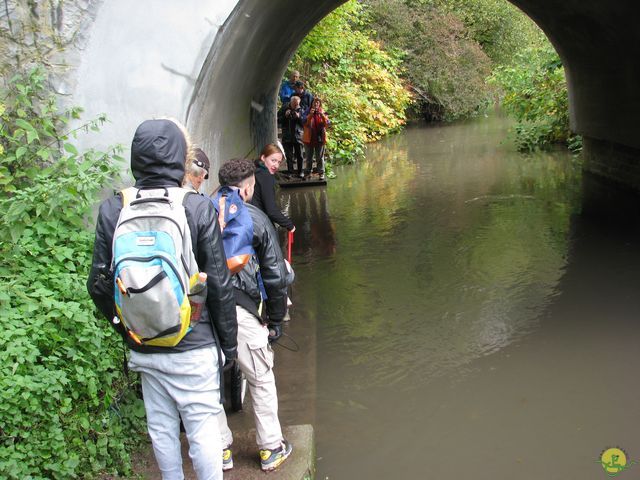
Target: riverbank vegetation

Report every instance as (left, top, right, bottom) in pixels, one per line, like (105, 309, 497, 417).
(0, 68, 144, 478)
(289, 1, 411, 163)
(288, 0, 577, 161)
(489, 42, 582, 153)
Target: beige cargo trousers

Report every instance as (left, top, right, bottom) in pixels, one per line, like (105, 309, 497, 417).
(217, 305, 284, 450)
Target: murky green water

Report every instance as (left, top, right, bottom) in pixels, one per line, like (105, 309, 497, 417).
(271, 114, 640, 479)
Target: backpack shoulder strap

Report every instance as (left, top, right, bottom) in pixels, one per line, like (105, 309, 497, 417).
(165, 186, 194, 206)
(122, 186, 193, 206)
(120, 187, 137, 207)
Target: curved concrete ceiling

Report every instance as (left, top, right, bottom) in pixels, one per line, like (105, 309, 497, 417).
(187, 0, 639, 186)
(187, 0, 345, 171)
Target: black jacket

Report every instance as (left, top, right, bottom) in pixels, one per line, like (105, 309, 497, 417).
(278, 103, 304, 143)
(86, 119, 238, 358)
(297, 90, 314, 112)
(251, 163, 295, 231)
(233, 204, 290, 323)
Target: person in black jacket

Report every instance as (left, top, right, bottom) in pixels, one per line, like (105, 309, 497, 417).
(251, 143, 295, 232)
(183, 147, 210, 192)
(277, 95, 304, 175)
(87, 119, 236, 480)
(214, 158, 294, 472)
(292, 80, 314, 112)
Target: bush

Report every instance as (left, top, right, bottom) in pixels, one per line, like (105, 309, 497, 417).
(489, 43, 581, 152)
(0, 67, 145, 479)
(434, 0, 541, 65)
(367, 0, 495, 121)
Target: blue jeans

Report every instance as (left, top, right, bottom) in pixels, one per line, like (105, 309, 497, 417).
(129, 347, 223, 480)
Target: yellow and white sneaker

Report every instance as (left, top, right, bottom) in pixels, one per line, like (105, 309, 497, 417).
(259, 439, 293, 471)
(222, 446, 233, 471)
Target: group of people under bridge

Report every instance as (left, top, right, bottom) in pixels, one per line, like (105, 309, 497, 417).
(277, 70, 330, 181)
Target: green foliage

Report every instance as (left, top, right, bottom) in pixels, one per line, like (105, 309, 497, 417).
(289, 0, 576, 155)
(433, 0, 541, 65)
(489, 43, 581, 152)
(366, 0, 494, 121)
(289, 1, 411, 163)
(0, 67, 144, 479)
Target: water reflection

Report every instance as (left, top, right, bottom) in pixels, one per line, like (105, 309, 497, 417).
(281, 188, 337, 261)
(277, 115, 596, 478)
(289, 118, 582, 394)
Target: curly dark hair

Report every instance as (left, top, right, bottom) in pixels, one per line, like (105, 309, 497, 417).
(218, 157, 255, 187)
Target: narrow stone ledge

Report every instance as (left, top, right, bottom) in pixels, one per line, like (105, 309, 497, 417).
(130, 424, 315, 480)
(224, 425, 315, 480)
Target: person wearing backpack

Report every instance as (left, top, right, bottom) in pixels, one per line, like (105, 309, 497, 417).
(213, 158, 294, 472)
(87, 118, 237, 480)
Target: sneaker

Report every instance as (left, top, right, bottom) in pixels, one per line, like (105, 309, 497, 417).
(260, 439, 293, 471)
(319, 173, 326, 180)
(299, 172, 305, 179)
(222, 446, 233, 471)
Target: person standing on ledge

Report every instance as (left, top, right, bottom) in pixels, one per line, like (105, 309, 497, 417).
(251, 143, 295, 233)
(183, 147, 210, 193)
(292, 80, 314, 113)
(302, 97, 329, 180)
(87, 119, 237, 480)
(214, 157, 293, 472)
(278, 95, 305, 176)
(279, 70, 300, 105)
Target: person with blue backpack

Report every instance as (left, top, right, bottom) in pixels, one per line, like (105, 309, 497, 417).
(212, 157, 294, 472)
(87, 118, 237, 480)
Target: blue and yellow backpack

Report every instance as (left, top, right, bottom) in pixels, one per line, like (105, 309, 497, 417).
(112, 186, 202, 347)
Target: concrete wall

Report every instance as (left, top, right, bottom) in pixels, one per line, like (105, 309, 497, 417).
(582, 138, 640, 192)
(0, 1, 101, 93)
(71, 0, 239, 155)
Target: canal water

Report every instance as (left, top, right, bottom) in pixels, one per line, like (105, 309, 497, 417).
(265, 114, 640, 479)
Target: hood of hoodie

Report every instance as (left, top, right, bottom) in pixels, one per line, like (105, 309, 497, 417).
(131, 119, 186, 187)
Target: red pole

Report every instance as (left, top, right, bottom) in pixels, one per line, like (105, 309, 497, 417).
(287, 230, 294, 264)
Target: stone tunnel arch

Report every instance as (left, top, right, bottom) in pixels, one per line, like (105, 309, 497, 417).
(186, 0, 640, 193)
(186, 0, 348, 190)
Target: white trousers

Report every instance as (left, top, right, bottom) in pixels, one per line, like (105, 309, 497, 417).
(218, 305, 283, 450)
(129, 347, 223, 480)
